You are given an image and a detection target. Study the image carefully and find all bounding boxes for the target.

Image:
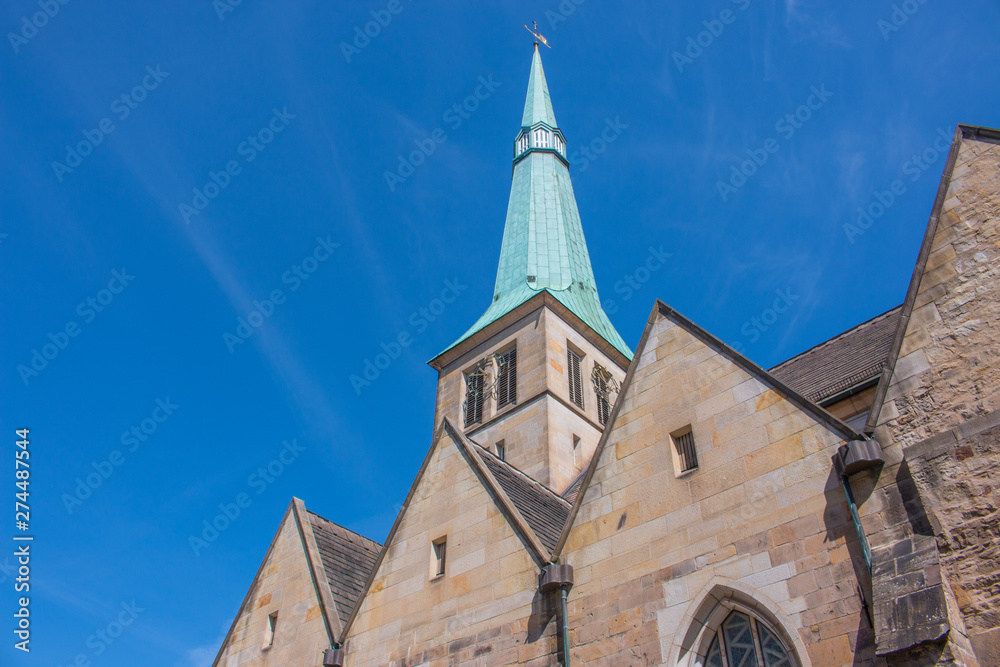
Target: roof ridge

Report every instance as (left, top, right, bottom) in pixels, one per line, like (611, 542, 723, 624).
(306, 509, 383, 548)
(770, 304, 903, 373)
(477, 443, 571, 508)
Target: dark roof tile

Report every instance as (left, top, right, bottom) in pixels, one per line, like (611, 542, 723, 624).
(478, 450, 570, 554)
(769, 306, 902, 404)
(307, 511, 382, 627)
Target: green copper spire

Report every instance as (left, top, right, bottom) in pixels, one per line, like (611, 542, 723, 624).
(521, 44, 558, 128)
(443, 46, 632, 359)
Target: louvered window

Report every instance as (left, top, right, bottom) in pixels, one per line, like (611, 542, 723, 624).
(567, 349, 584, 408)
(673, 428, 698, 473)
(464, 371, 484, 426)
(496, 347, 517, 408)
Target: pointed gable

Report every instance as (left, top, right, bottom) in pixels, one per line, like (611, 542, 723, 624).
(551, 301, 863, 665)
(870, 125, 1000, 444)
(214, 501, 335, 666)
(343, 425, 554, 665)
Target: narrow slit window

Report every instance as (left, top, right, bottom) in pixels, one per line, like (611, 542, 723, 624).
(517, 133, 529, 154)
(496, 346, 517, 408)
(262, 612, 277, 649)
(496, 440, 506, 460)
(567, 349, 584, 408)
(672, 428, 698, 473)
(432, 537, 447, 578)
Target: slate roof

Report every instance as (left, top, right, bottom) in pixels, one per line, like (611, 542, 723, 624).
(562, 472, 586, 504)
(307, 511, 382, 627)
(478, 448, 571, 554)
(769, 306, 902, 404)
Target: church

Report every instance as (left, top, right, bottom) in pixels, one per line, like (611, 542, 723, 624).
(213, 44, 1000, 666)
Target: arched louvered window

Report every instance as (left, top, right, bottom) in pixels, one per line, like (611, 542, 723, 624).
(704, 610, 795, 667)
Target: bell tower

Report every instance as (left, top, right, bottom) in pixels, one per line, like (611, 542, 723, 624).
(429, 44, 631, 493)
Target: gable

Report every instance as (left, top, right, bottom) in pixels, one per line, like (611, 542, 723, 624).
(556, 303, 863, 665)
(344, 429, 545, 664)
(214, 503, 332, 666)
(872, 126, 1000, 446)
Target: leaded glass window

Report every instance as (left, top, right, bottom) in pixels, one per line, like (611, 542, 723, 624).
(702, 610, 795, 667)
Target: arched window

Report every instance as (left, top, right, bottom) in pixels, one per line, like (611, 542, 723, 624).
(534, 128, 549, 148)
(704, 609, 795, 667)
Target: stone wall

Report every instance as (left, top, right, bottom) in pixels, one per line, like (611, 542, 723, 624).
(562, 309, 869, 666)
(869, 128, 1000, 664)
(433, 304, 626, 492)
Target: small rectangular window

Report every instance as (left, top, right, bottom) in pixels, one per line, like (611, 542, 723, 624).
(431, 537, 447, 578)
(672, 428, 698, 473)
(262, 612, 277, 649)
(496, 346, 517, 408)
(496, 440, 506, 460)
(567, 349, 584, 408)
(464, 370, 484, 427)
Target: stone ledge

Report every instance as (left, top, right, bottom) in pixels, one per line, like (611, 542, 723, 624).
(903, 407, 1000, 462)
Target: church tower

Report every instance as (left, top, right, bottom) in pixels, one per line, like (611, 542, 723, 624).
(429, 45, 631, 493)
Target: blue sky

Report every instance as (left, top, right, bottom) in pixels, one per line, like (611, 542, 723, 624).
(2, 0, 998, 664)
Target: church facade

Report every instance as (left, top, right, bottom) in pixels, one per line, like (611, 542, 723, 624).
(213, 46, 1000, 666)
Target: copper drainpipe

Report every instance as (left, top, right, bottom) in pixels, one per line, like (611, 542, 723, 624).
(540, 563, 575, 666)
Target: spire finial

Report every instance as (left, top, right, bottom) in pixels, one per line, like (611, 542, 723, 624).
(524, 22, 550, 48)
